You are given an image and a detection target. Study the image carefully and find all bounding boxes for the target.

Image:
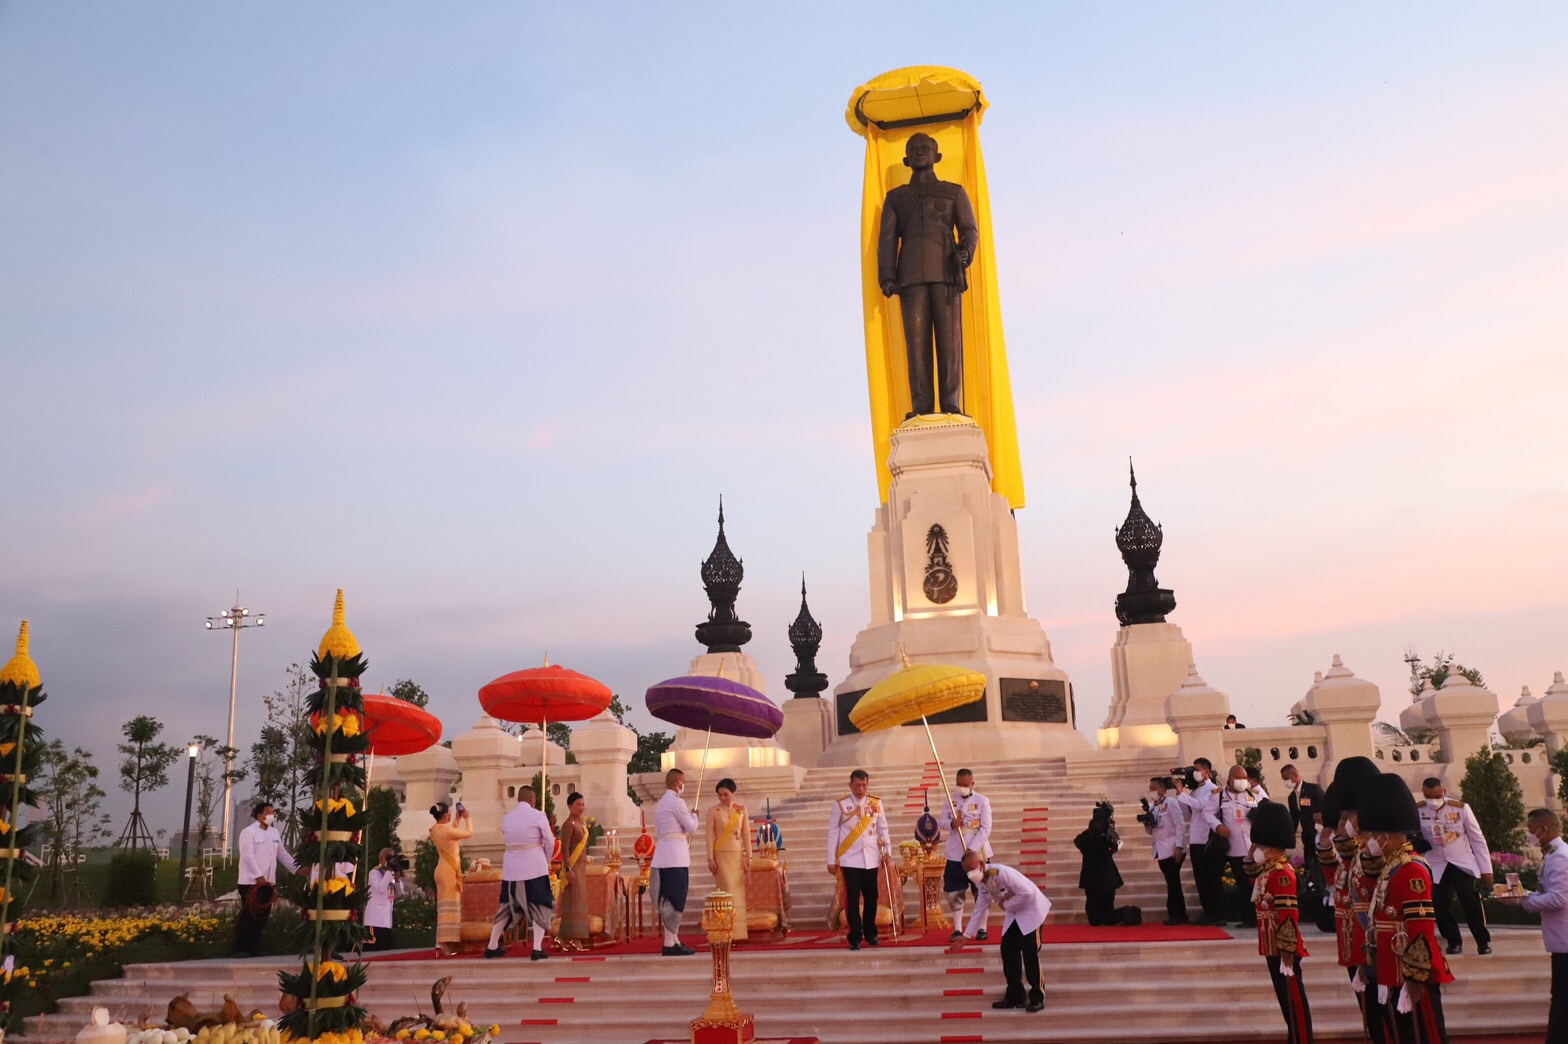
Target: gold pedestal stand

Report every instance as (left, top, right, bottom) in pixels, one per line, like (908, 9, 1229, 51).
(690, 891, 755, 1044)
(898, 840, 952, 932)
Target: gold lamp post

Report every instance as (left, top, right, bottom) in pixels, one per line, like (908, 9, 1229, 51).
(689, 891, 755, 1044)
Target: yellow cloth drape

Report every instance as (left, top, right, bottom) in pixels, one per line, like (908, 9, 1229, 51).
(846, 66, 1024, 509)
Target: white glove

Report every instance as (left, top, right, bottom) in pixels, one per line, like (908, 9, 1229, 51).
(1377, 985, 1390, 1005)
(1395, 985, 1414, 1014)
(1351, 973, 1366, 994)
(1279, 957, 1295, 978)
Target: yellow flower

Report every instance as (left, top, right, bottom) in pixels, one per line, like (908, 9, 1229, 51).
(321, 877, 355, 897)
(311, 959, 348, 982)
(430, 1034, 445, 1041)
(488, 1027, 500, 1036)
(395, 1032, 410, 1041)
(413, 1030, 430, 1040)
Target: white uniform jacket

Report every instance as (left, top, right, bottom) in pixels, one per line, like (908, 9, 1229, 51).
(1179, 780, 1219, 844)
(826, 793, 892, 870)
(237, 821, 298, 886)
(937, 791, 993, 860)
(962, 862, 1051, 939)
(651, 789, 699, 870)
(1204, 786, 1261, 858)
(1145, 797, 1187, 860)
(500, 801, 554, 881)
(1419, 798, 1491, 881)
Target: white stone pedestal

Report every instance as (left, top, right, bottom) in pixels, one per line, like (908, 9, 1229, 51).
(1098, 622, 1191, 750)
(777, 696, 832, 768)
(823, 417, 1089, 767)
(570, 710, 641, 834)
(1165, 665, 1231, 773)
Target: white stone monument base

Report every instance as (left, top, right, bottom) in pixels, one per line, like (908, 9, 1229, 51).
(1098, 622, 1192, 750)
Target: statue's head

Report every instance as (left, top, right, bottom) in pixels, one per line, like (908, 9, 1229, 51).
(903, 132, 940, 170)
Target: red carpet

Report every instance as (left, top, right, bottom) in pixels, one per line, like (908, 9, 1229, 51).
(365, 923, 1230, 963)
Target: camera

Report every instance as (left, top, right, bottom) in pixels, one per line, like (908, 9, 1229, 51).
(386, 852, 411, 874)
(1170, 765, 1201, 790)
(1092, 799, 1115, 825)
(1135, 796, 1156, 828)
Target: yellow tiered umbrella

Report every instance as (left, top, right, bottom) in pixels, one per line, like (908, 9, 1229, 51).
(849, 654, 987, 851)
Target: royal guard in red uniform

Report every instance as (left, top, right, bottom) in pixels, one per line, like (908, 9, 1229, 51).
(1359, 772, 1453, 1044)
(1329, 757, 1389, 1044)
(1250, 802, 1314, 1044)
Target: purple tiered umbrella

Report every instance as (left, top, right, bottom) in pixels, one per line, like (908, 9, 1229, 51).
(645, 671, 782, 807)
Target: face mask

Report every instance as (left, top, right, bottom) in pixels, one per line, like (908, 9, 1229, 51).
(1148, 791, 1161, 802)
(965, 868, 984, 885)
(1526, 832, 1542, 849)
(1195, 771, 1208, 784)
(676, 784, 685, 796)
(262, 814, 276, 827)
(1230, 779, 1248, 792)
(1249, 846, 1262, 863)
(1364, 837, 1382, 857)
(956, 787, 973, 798)
(1426, 798, 1443, 809)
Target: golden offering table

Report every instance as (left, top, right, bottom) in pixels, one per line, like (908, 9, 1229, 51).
(457, 865, 502, 954)
(742, 857, 791, 942)
(896, 841, 952, 932)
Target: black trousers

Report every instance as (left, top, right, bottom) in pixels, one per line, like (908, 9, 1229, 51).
(233, 884, 270, 955)
(1347, 966, 1388, 1044)
(1158, 855, 1188, 922)
(898, 282, 964, 414)
(1432, 865, 1489, 949)
(1550, 952, 1568, 1044)
(1000, 922, 1043, 1005)
(1190, 844, 1224, 919)
(1388, 983, 1447, 1044)
(1227, 856, 1257, 924)
(841, 865, 879, 945)
(1266, 956, 1313, 1044)
(1084, 887, 1117, 926)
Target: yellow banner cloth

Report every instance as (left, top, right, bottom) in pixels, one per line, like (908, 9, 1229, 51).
(846, 66, 1024, 509)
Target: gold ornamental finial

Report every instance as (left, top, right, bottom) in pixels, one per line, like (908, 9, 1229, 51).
(0, 621, 40, 690)
(316, 589, 361, 661)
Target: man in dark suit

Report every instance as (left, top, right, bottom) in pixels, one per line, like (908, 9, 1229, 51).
(1280, 764, 1324, 849)
(878, 132, 978, 419)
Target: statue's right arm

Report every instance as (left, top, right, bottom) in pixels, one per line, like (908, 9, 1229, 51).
(877, 198, 900, 295)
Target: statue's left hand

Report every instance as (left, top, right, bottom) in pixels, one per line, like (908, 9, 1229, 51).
(957, 247, 972, 268)
(880, 281, 897, 298)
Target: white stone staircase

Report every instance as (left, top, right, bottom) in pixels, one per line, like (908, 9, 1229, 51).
(22, 932, 1551, 1043)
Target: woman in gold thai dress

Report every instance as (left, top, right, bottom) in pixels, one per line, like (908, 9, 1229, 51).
(706, 778, 752, 941)
(428, 802, 472, 956)
(557, 792, 591, 950)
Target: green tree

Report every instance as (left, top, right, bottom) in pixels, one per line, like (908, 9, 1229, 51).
(116, 715, 179, 848)
(35, 741, 110, 901)
(389, 678, 430, 708)
(1459, 745, 1525, 854)
(364, 786, 402, 862)
(246, 663, 316, 846)
(603, 694, 674, 801)
(1411, 651, 1484, 698)
(191, 733, 244, 849)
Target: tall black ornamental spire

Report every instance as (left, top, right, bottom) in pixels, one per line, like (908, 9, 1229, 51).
(1114, 460, 1177, 625)
(785, 574, 828, 698)
(695, 497, 753, 653)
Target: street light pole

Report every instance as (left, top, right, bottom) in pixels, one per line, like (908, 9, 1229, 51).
(178, 742, 199, 899)
(205, 595, 265, 853)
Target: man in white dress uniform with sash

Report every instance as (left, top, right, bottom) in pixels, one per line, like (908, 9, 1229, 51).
(826, 768, 892, 950)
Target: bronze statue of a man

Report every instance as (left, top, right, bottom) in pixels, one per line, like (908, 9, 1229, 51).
(877, 132, 979, 418)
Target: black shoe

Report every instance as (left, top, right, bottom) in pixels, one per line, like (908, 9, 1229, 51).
(867, 937, 880, 947)
(1478, 944, 1492, 955)
(529, 949, 548, 961)
(949, 929, 963, 942)
(1446, 943, 1462, 955)
(1025, 1000, 1044, 1013)
(661, 945, 693, 956)
(1164, 917, 1189, 926)
(992, 998, 1025, 1010)
(482, 947, 505, 959)
(976, 929, 988, 941)
(848, 941, 861, 951)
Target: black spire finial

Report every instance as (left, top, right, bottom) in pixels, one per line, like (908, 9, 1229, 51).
(1114, 459, 1176, 625)
(785, 573, 828, 699)
(696, 497, 752, 653)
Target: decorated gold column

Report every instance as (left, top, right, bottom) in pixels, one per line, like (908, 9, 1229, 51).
(0, 622, 46, 1037)
(690, 891, 755, 1044)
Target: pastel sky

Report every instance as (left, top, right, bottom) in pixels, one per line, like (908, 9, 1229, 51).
(2, 4, 1565, 834)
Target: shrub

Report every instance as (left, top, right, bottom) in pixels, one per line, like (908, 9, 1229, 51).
(413, 838, 438, 892)
(101, 849, 158, 908)
(364, 786, 402, 862)
(1459, 746, 1526, 854)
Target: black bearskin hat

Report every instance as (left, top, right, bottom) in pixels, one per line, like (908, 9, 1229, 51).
(1357, 772, 1420, 834)
(1330, 757, 1382, 815)
(1248, 801, 1296, 851)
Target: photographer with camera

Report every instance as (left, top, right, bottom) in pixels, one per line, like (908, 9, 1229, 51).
(1075, 801, 1139, 926)
(1175, 758, 1225, 925)
(1140, 777, 1188, 925)
(365, 846, 410, 950)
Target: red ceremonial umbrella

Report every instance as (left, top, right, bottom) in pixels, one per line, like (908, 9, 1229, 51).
(479, 659, 613, 805)
(361, 692, 443, 757)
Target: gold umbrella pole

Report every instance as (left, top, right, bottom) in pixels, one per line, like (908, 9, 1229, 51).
(691, 726, 713, 814)
(541, 714, 549, 816)
(920, 714, 971, 852)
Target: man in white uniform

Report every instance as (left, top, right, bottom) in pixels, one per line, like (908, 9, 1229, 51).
(826, 768, 892, 950)
(1419, 776, 1493, 955)
(651, 768, 700, 956)
(1177, 758, 1223, 924)
(1143, 776, 1188, 924)
(937, 768, 993, 941)
(487, 786, 555, 960)
(233, 801, 300, 957)
(1206, 764, 1262, 927)
(947, 849, 1051, 1013)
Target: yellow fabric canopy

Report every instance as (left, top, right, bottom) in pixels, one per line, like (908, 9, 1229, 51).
(846, 66, 1025, 509)
(849, 662, 987, 733)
